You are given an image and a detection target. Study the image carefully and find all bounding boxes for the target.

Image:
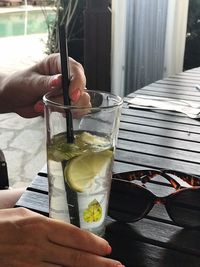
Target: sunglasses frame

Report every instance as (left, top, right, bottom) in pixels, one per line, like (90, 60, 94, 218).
(109, 169, 200, 228)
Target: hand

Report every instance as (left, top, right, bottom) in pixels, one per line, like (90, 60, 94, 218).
(0, 53, 90, 118)
(0, 208, 124, 267)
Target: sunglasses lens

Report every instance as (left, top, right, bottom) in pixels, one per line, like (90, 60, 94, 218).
(108, 178, 154, 222)
(166, 188, 200, 228)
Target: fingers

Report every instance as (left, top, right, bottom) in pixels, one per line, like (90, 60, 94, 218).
(49, 74, 62, 89)
(47, 218, 110, 256)
(33, 91, 91, 118)
(33, 89, 91, 118)
(0, 208, 125, 267)
(36, 53, 61, 76)
(72, 92, 91, 107)
(0, 207, 43, 223)
(72, 92, 92, 118)
(44, 243, 124, 267)
(48, 58, 86, 104)
(68, 58, 86, 102)
(14, 104, 43, 118)
(33, 54, 86, 104)
(45, 220, 125, 266)
(71, 88, 81, 103)
(28, 54, 90, 118)
(34, 100, 44, 114)
(15, 213, 124, 267)
(32, 73, 62, 98)
(35, 55, 85, 93)
(38, 264, 62, 267)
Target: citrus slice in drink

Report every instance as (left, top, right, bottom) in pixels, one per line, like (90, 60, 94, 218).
(48, 142, 81, 161)
(76, 132, 109, 147)
(64, 150, 113, 192)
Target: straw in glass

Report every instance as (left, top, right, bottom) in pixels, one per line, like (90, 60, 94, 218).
(58, 15, 74, 143)
(58, 6, 80, 227)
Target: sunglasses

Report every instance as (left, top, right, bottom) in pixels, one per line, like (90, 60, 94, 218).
(108, 169, 200, 228)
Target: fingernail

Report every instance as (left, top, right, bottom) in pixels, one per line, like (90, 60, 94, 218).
(71, 88, 81, 103)
(34, 101, 44, 113)
(50, 75, 60, 87)
(106, 244, 112, 254)
(116, 264, 125, 267)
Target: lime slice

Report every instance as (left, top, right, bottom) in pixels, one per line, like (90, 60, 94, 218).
(64, 149, 113, 192)
(48, 132, 111, 162)
(48, 143, 81, 162)
(76, 132, 109, 146)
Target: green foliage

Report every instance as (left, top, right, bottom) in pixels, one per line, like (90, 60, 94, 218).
(46, 0, 85, 64)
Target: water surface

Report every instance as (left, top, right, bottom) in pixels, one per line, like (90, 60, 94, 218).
(0, 9, 55, 37)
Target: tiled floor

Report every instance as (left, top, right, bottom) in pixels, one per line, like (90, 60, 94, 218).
(0, 33, 48, 188)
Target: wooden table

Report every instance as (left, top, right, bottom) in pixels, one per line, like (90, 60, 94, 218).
(15, 68, 200, 267)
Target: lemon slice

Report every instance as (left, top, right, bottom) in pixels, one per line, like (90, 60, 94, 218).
(64, 150, 113, 192)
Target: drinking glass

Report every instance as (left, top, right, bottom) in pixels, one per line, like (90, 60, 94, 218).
(43, 88, 123, 236)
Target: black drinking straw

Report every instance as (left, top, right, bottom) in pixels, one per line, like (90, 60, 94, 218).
(58, 7, 74, 143)
(58, 6, 80, 227)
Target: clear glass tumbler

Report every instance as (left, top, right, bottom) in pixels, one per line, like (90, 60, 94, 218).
(43, 88, 123, 236)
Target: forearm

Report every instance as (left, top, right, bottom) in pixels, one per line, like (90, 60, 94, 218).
(0, 68, 35, 115)
(0, 70, 26, 114)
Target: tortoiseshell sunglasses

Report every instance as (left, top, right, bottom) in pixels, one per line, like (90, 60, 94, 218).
(108, 169, 200, 228)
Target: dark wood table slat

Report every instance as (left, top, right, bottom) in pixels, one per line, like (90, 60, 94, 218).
(120, 114, 200, 133)
(118, 130, 200, 152)
(117, 139, 200, 164)
(119, 122, 200, 143)
(136, 89, 200, 101)
(122, 107, 200, 126)
(154, 79, 200, 87)
(148, 82, 200, 93)
(115, 147, 200, 174)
